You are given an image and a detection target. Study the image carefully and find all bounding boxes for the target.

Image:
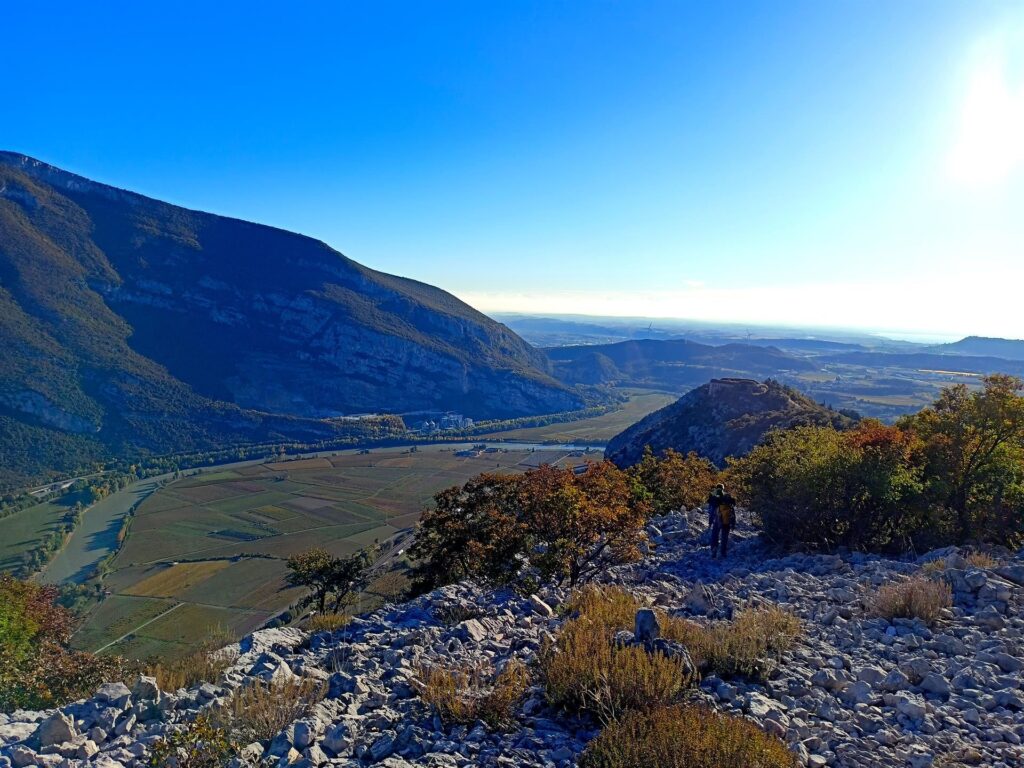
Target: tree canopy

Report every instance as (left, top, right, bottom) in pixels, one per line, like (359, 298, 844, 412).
(285, 547, 375, 615)
(411, 461, 655, 592)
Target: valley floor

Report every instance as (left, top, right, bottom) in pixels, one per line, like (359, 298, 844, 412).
(69, 444, 596, 660)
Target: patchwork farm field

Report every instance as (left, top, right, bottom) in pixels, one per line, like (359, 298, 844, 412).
(478, 390, 677, 443)
(74, 444, 592, 660)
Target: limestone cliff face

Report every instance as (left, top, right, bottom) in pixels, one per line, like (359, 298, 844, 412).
(0, 152, 582, 482)
(606, 378, 853, 467)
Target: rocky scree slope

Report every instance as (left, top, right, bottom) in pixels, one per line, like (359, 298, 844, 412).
(3, 510, 1023, 768)
(606, 377, 855, 467)
(0, 152, 581, 485)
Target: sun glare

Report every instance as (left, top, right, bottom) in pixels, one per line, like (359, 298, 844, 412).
(948, 31, 1024, 186)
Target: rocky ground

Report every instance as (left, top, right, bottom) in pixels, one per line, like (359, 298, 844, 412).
(2, 510, 1022, 768)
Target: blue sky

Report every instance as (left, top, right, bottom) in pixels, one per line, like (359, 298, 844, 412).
(4, 1, 1024, 339)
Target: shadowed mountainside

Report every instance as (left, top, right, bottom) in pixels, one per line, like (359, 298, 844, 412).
(0, 152, 582, 487)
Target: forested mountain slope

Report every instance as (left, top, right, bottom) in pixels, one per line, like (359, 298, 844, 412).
(0, 153, 581, 487)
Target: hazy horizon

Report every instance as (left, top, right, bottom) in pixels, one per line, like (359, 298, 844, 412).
(6, 1, 1024, 339)
(487, 310, 968, 345)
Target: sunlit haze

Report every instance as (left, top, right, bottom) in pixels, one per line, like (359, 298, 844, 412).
(5, 1, 1024, 340)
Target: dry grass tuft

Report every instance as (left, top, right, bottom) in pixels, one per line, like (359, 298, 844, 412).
(565, 584, 643, 627)
(920, 558, 946, 574)
(415, 659, 530, 729)
(146, 631, 234, 692)
(305, 612, 351, 633)
(218, 677, 326, 742)
(544, 586, 698, 722)
(965, 550, 998, 569)
(563, 585, 801, 683)
(869, 575, 952, 625)
(666, 606, 802, 681)
(541, 617, 693, 724)
(580, 704, 796, 768)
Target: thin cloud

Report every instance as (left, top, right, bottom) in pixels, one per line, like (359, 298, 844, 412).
(458, 274, 1024, 340)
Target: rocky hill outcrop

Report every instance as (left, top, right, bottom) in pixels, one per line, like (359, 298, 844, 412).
(0, 152, 582, 486)
(605, 378, 854, 467)
(2, 510, 1022, 768)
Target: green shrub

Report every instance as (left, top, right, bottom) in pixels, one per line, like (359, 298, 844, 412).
(148, 716, 238, 768)
(728, 376, 1024, 552)
(728, 421, 927, 551)
(580, 705, 796, 768)
(900, 374, 1024, 547)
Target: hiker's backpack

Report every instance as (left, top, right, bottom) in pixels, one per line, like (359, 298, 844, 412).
(717, 501, 735, 526)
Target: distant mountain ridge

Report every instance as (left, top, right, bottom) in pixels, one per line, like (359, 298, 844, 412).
(0, 152, 581, 487)
(546, 338, 816, 390)
(605, 378, 853, 467)
(930, 336, 1024, 361)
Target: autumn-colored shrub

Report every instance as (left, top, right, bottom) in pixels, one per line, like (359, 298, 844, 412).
(869, 575, 952, 625)
(415, 659, 530, 729)
(148, 716, 238, 768)
(579, 705, 796, 768)
(409, 473, 530, 591)
(410, 462, 649, 591)
(219, 677, 326, 742)
(0, 574, 124, 711)
(629, 446, 721, 513)
(521, 462, 650, 586)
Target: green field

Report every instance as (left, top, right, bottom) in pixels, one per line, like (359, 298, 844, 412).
(479, 390, 677, 443)
(73, 444, 593, 660)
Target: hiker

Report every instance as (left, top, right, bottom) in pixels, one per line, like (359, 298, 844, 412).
(706, 483, 725, 529)
(709, 484, 736, 558)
